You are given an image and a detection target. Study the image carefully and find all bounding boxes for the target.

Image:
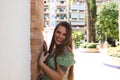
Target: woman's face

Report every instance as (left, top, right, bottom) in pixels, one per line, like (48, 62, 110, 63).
(54, 25, 66, 45)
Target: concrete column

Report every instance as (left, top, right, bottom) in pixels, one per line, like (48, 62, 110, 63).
(0, 0, 30, 80)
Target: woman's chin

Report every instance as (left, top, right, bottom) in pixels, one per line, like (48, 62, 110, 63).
(56, 42, 62, 46)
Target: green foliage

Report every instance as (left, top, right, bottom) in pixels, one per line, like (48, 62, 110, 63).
(86, 43, 97, 48)
(96, 2, 118, 41)
(80, 43, 88, 48)
(80, 43, 97, 48)
(107, 46, 120, 58)
(72, 31, 84, 48)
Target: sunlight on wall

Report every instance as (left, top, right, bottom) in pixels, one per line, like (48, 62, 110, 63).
(0, 0, 31, 80)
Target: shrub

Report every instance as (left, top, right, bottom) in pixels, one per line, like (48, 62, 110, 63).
(80, 43, 98, 48)
(79, 43, 88, 48)
(106, 46, 120, 58)
(72, 31, 84, 48)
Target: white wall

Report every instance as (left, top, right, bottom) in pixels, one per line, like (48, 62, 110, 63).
(0, 0, 31, 80)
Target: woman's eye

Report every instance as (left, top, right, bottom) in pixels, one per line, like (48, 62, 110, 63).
(56, 31, 60, 34)
(63, 34, 66, 36)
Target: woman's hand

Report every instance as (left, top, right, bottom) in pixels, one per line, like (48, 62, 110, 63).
(39, 52, 49, 66)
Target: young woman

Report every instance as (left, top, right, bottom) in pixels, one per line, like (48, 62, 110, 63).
(39, 21, 75, 80)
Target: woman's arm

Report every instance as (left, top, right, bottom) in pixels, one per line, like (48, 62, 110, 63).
(39, 53, 66, 80)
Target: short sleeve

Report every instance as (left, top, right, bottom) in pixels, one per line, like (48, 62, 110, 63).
(56, 52, 75, 67)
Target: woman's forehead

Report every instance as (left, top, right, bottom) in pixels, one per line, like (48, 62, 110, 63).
(57, 25, 66, 31)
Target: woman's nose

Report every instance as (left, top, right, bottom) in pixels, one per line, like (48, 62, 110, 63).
(59, 34, 63, 38)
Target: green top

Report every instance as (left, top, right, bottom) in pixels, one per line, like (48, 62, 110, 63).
(41, 47, 75, 80)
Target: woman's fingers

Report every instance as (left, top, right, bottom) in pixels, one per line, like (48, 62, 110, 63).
(41, 51, 44, 57)
(45, 53, 49, 59)
(40, 52, 49, 62)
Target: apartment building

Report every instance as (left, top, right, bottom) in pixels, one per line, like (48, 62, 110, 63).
(44, 0, 85, 28)
(44, 0, 118, 28)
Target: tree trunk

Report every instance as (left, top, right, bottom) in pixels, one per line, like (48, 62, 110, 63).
(86, 0, 91, 43)
(118, 0, 120, 44)
(30, 0, 44, 80)
(90, 0, 97, 42)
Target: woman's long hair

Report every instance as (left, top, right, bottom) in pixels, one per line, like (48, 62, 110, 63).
(48, 21, 74, 80)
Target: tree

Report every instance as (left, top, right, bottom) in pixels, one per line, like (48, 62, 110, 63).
(86, 0, 97, 43)
(118, 0, 120, 43)
(86, 0, 91, 43)
(96, 2, 118, 45)
(89, 0, 97, 42)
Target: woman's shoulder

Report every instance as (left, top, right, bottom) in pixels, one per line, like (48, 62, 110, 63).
(60, 46, 73, 57)
(56, 46, 75, 66)
(62, 46, 72, 53)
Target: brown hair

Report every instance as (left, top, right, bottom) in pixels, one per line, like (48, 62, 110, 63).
(48, 21, 74, 80)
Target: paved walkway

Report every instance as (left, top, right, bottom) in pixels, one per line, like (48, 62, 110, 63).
(73, 49, 120, 80)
